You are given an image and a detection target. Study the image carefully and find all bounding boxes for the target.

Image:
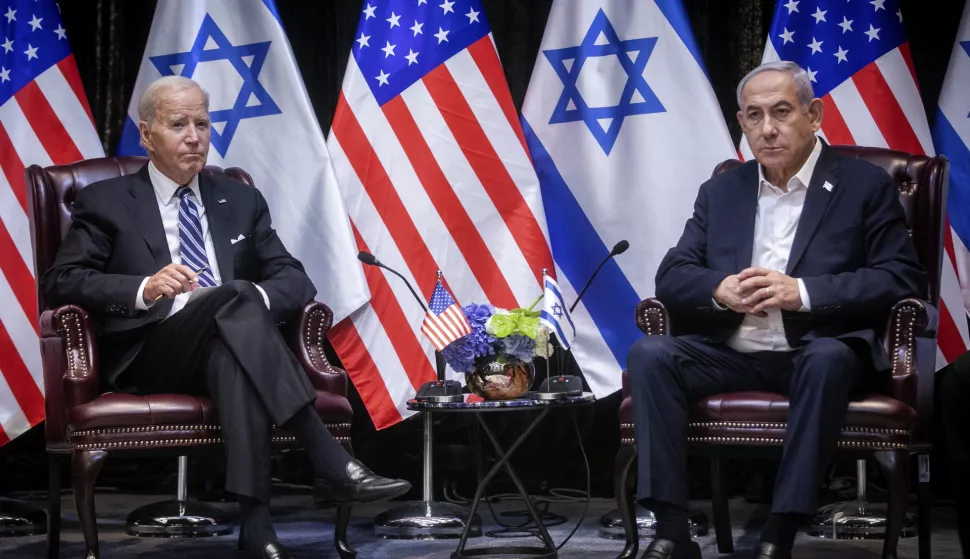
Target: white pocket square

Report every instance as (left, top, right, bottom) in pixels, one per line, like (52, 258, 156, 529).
(822, 181, 835, 192)
(230, 234, 246, 244)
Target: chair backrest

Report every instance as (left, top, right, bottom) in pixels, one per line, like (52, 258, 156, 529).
(713, 145, 949, 305)
(25, 156, 256, 313)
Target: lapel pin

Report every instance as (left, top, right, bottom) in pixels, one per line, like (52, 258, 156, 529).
(217, 198, 227, 204)
(822, 181, 834, 192)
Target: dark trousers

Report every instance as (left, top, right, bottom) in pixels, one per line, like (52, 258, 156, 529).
(627, 335, 870, 515)
(116, 280, 318, 504)
(939, 350, 970, 554)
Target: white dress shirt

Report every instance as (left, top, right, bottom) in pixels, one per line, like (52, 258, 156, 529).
(725, 138, 820, 353)
(134, 161, 269, 318)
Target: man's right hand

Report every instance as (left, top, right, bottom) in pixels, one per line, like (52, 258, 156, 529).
(713, 274, 763, 316)
(143, 263, 199, 303)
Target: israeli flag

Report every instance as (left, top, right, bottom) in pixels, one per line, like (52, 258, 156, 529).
(933, 2, 970, 332)
(116, 0, 368, 322)
(540, 276, 576, 351)
(522, 0, 736, 396)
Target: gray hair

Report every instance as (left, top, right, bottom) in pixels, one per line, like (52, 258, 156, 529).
(736, 61, 815, 108)
(137, 76, 210, 124)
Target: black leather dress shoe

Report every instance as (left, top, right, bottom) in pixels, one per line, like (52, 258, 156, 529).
(256, 542, 290, 559)
(754, 542, 791, 558)
(314, 460, 411, 505)
(641, 538, 702, 559)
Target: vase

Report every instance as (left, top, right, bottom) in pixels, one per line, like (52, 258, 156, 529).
(466, 360, 534, 400)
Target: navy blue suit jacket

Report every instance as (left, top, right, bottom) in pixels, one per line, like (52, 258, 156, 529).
(655, 143, 926, 370)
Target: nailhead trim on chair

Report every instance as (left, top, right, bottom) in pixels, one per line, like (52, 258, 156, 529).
(890, 306, 917, 377)
(71, 433, 352, 451)
(69, 422, 352, 439)
(683, 436, 909, 450)
(686, 422, 910, 435)
(60, 312, 89, 377)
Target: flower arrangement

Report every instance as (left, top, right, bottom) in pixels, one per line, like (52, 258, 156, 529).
(441, 301, 554, 374)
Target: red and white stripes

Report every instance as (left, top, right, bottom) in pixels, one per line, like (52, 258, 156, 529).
(328, 35, 553, 428)
(0, 55, 103, 444)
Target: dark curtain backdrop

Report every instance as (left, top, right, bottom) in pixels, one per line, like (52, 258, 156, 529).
(3, 0, 960, 498)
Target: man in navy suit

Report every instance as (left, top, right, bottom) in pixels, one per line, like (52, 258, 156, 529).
(629, 61, 926, 559)
(42, 77, 409, 559)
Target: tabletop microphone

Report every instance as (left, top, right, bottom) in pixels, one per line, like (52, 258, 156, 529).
(357, 251, 462, 402)
(569, 240, 630, 313)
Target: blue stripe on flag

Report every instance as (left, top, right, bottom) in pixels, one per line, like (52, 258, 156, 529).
(260, 0, 283, 25)
(654, 0, 709, 80)
(522, 118, 644, 367)
(540, 310, 572, 349)
(933, 110, 970, 250)
(116, 117, 147, 156)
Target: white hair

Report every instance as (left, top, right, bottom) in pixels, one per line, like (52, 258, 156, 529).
(736, 61, 815, 108)
(137, 76, 210, 124)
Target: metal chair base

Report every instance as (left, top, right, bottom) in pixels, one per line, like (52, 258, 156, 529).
(374, 501, 481, 540)
(0, 498, 46, 537)
(126, 499, 233, 538)
(809, 500, 917, 540)
(598, 507, 709, 540)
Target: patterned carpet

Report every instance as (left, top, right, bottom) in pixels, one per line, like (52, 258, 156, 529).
(0, 492, 962, 558)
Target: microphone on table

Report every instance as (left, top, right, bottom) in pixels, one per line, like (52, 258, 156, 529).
(535, 241, 631, 400)
(357, 251, 463, 402)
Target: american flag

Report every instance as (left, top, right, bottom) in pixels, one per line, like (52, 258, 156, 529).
(421, 279, 471, 351)
(327, 0, 553, 428)
(742, 0, 968, 366)
(0, 0, 102, 445)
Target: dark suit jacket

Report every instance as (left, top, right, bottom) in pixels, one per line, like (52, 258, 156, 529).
(655, 143, 926, 371)
(41, 164, 317, 385)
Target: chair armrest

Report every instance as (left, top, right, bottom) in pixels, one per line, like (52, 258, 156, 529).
(635, 297, 671, 336)
(881, 298, 934, 440)
(284, 301, 348, 397)
(40, 305, 100, 450)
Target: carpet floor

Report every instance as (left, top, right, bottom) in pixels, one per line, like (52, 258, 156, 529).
(0, 492, 962, 558)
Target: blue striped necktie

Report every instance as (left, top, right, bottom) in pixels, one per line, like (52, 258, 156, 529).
(176, 186, 217, 287)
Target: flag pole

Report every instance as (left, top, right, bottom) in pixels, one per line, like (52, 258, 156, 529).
(373, 269, 482, 539)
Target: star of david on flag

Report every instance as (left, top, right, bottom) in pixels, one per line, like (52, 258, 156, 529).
(143, 14, 281, 157)
(543, 8, 665, 155)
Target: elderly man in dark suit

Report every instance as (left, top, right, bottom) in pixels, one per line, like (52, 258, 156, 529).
(628, 61, 926, 559)
(41, 76, 409, 559)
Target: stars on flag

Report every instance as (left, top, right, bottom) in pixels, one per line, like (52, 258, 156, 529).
(24, 43, 38, 61)
(357, 33, 370, 48)
(382, 40, 396, 57)
(811, 7, 826, 23)
(2, 37, 12, 53)
(466, 8, 480, 24)
(808, 37, 823, 54)
(871, 0, 886, 12)
(27, 14, 42, 31)
(834, 45, 849, 63)
(779, 27, 795, 44)
(434, 26, 449, 43)
(838, 16, 853, 33)
(0, 66, 9, 83)
(440, 0, 454, 15)
(784, 0, 799, 14)
(386, 11, 401, 28)
(405, 48, 419, 65)
(376, 68, 390, 86)
(54, 24, 66, 40)
(806, 66, 817, 82)
(411, 20, 423, 36)
(3, 6, 15, 23)
(363, 3, 376, 19)
(864, 24, 880, 42)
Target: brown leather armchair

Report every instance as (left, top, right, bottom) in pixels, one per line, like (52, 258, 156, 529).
(26, 157, 358, 559)
(613, 146, 948, 559)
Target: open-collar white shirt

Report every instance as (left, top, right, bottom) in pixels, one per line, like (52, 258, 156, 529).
(724, 137, 820, 353)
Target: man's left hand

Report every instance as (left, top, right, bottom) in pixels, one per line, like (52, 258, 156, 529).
(737, 267, 802, 315)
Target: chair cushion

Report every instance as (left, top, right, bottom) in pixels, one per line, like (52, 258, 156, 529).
(618, 391, 915, 450)
(66, 391, 354, 452)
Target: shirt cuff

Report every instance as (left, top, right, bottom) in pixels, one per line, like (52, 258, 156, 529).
(797, 278, 811, 312)
(134, 277, 152, 311)
(254, 283, 271, 310)
(712, 297, 728, 311)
